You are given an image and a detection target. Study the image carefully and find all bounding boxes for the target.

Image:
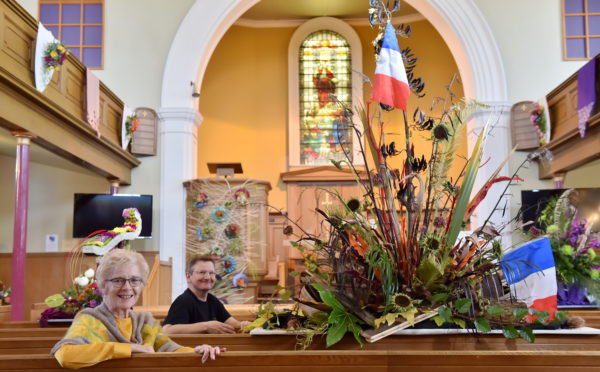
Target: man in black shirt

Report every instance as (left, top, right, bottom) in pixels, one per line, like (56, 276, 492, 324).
(163, 256, 249, 334)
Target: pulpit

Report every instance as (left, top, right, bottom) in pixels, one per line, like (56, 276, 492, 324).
(281, 166, 366, 260)
(183, 178, 271, 303)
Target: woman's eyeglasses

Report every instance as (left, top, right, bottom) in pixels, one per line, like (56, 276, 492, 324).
(105, 277, 144, 288)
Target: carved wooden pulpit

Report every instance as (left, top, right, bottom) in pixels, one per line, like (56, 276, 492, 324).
(281, 166, 366, 261)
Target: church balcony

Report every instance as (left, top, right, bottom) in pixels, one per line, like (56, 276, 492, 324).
(0, 0, 139, 184)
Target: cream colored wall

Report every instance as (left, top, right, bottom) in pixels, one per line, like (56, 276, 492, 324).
(12, 0, 194, 252)
(0, 152, 107, 253)
(197, 20, 464, 211)
(475, 0, 600, 206)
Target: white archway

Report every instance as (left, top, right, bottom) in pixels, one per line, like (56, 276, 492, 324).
(159, 0, 510, 297)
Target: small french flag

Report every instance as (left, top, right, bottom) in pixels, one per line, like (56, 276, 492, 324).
(371, 22, 410, 111)
(499, 237, 557, 320)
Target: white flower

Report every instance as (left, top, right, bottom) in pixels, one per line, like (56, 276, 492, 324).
(84, 268, 95, 279)
(74, 276, 89, 287)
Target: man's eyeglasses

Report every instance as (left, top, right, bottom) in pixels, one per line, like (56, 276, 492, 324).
(191, 271, 217, 277)
(105, 277, 144, 288)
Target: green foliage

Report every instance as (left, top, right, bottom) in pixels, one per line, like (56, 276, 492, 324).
(454, 298, 472, 314)
(312, 283, 365, 347)
(502, 325, 519, 339)
(519, 328, 535, 343)
(474, 317, 491, 333)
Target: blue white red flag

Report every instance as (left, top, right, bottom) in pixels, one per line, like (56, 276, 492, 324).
(499, 237, 557, 320)
(371, 22, 410, 111)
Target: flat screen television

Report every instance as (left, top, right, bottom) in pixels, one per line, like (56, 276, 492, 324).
(521, 188, 600, 232)
(73, 194, 153, 238)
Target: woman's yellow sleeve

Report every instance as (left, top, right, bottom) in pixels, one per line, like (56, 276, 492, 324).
(175, 346, 195, 352)
(54, 343, 131, 369)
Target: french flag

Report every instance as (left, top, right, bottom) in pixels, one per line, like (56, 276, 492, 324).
(499, 237, 557, 321)
(371, 22, 410, 111)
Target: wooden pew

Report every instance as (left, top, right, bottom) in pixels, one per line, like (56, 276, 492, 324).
(1, 350, 600, 371)
(2, 332, 600, 355)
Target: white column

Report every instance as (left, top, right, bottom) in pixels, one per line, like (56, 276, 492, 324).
(158, 107, 202, 298)
(468, 101, 513, 245)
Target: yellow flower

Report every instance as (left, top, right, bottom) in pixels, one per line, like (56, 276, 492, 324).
(57, 45, 65, 52)
(50, 51, 58, 58)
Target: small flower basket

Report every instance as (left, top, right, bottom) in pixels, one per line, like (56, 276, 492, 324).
(41, 269, 102, 327)
(125, 115, 140, 137)
(0, 281, 10, 306)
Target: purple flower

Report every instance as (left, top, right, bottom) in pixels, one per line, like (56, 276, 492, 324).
(568, 218, 587, 246)
(88, 300, 97, 308)
(94, 289, 102, 295)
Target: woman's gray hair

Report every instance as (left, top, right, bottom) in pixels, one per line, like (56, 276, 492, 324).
(96, 249, 149, 283)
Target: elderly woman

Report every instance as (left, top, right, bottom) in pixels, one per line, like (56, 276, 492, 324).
(51, 249, 224, 369)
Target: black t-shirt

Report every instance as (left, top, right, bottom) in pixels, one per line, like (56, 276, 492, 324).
(162, 289, 231, 325)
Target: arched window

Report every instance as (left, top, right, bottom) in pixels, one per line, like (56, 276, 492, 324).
(289, 18, 363, 167)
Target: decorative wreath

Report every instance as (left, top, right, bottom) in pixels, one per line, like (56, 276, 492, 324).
(194, 192, 209, 208)
(196, 225, 214, 241)
(234, 188, 250, 206)
(232, 273, 248, 289)
(224, 224, 240, 239)
(222, 256, 237, 273)
(211, 207, 228, 223)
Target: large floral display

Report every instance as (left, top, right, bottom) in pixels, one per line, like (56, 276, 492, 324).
(247, 0, 566, 347)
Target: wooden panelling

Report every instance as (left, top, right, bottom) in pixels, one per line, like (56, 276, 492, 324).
(0, 251, 166, 320)
(538, 54, 600, 179)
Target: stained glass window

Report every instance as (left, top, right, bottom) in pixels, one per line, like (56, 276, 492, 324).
(39, 0, 104, 68)
(563, 0, 600, 60)
(299, 31, 352, 165)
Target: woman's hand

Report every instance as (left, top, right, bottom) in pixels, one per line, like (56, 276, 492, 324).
(194, 344, 226, 363)
(130, 344, 155, 353)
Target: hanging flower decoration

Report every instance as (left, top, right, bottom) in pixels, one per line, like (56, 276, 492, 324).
(234, 188, 250, 206)
(209, 246, 224, 257)
(125, 115, 140, 137)
(232, 273, 248, 288)
(43, 41, 68, 71)
(194, 192, 209, 208)
(530, 102, 548, 146)
(196, 225, 214, 241)
(211, 207, 228, 223)
(224, 224, 240, 239)
(221, 256, 237, 273)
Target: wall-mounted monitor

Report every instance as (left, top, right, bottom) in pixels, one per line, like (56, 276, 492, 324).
(73, 194, 153, 238)
(521, 188, 600, 232)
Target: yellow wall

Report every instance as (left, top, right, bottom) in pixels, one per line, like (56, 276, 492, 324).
(198, 20, 464, 211)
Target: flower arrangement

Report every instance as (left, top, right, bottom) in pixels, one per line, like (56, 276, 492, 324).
(43, 41, 68, 71)
(125, 115, 140, 137)
(533, 190, 600, 304)
(41, 269, 102, 327)
(0, 281, 10, 305)
(249, 1, 561, 347)
(530, 102, 548, 146)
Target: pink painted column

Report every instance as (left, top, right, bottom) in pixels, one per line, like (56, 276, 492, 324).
(10, 133, 34, 321)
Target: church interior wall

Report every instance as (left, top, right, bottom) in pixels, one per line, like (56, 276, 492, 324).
(197, 19, 465, 212)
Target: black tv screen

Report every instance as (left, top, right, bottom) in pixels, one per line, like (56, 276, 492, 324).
(521, 188, 600, 232)
(73, 194, 153, 238)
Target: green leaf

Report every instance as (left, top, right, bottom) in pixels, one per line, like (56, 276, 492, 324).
(486, 305, 505, 316)
(519, 328, 535, 343)
(513, 308, 529, 320)
(416, 256, 444, 289)
(445, 127, 486, 249)
(452, 317, 466, 329)
(502, 325, 519, 339)
(326, 321, 347, 347)
(45, 294, 65, 308)
(474, 317, 492, 333)
(348, 323, 365, 346)
(555, 311, 569, 323)
(432, 315, 444, 327)
(528, 308, 538, 315)
(289, 271, 299, 277)
(454, 298, 472, 314)
(279, 289, 292, 301)
(438, 306, 453, 323)
(431, 293, 449, 303)
(535, 310, 550, 323)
